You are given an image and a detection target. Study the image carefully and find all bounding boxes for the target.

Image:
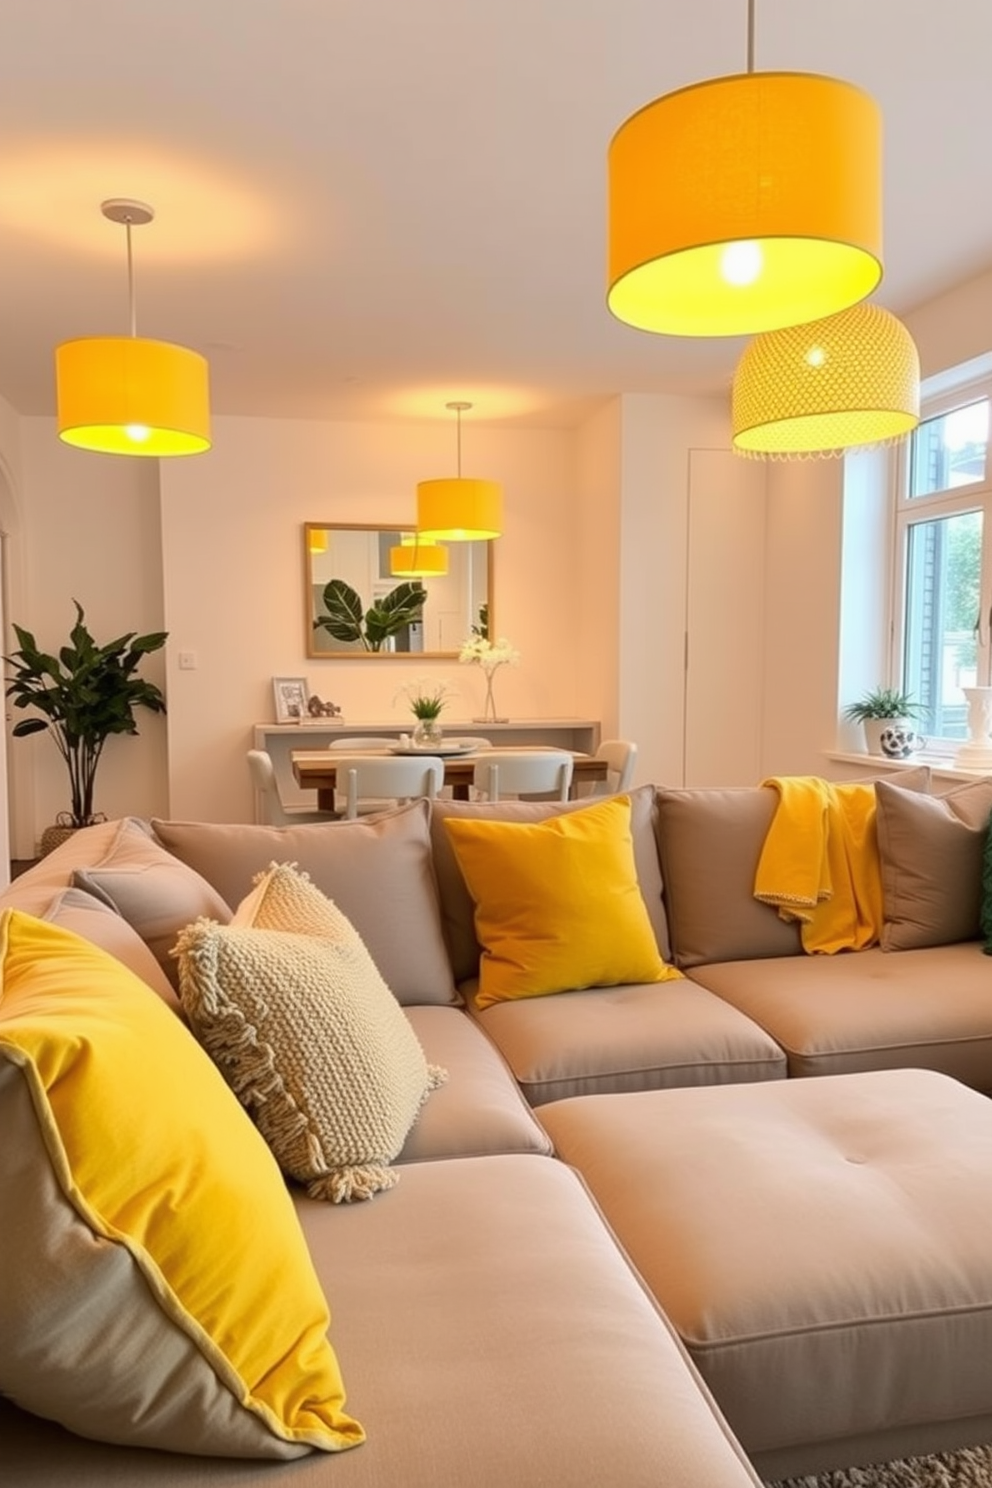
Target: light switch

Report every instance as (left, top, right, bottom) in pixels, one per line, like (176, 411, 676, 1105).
(178, 651, 198, 670)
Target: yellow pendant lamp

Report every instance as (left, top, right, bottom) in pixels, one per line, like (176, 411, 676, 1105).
(731, 302, 920, 458)
(390, 534, 450, 577)
(417, 401, 503, 541)
(308, 526, 328, 555)
(607, 1, 883, 337)
(56, 199, 211, 457)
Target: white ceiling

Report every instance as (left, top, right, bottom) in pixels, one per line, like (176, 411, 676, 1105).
(1, 0, 991, 431)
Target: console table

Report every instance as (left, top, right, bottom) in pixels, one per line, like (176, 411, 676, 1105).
(254, 719, 602, 814)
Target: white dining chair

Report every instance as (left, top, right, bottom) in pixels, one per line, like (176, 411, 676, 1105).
(471, 750, 574, 803)
(246, 749, 336, 826)
(590, 739, 638, 795)
(332, 754, 445, 821)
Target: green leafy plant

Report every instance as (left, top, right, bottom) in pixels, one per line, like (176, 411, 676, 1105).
(4, 601, 167, 829)
(394, 677, 457, 721)
(842, 686, 924, 723)
(313, 578, 427, 652)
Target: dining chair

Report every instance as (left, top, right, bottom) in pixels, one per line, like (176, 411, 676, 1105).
(471, 750, 574, 803)
(591, 739, 638, 794)
(246, 749, 336, 826)
(326, 737, 404, 812)
(332, 754, 445, 821)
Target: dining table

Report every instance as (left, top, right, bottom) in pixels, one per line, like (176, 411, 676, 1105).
(291, 745, 609, 806)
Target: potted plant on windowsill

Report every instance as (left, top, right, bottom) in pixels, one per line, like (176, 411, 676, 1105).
(4, 601, 168, 853)
(843, 687, 924, 757)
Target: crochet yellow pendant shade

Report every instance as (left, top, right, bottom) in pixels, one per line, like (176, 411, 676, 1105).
(56, 200, 211, 457)
(417, 402, 503, 541)
(732, 302, 920, 458)
(390, 534, 450, 577)
(607, 3, 883, 337)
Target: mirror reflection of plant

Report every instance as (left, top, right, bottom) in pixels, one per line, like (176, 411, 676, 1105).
(313, 578, 427, 652)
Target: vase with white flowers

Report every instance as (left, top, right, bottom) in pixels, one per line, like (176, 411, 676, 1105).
(394, 677, 457, 749)
(459, 635, 520, 723)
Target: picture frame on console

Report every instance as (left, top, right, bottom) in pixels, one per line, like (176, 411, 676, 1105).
(272, 676, 309, 723)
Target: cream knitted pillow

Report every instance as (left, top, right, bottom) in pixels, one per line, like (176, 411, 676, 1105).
(174, 864, 445, 1202)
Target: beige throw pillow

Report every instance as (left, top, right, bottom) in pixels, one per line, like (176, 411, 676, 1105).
(72, 818, 232, 988)
(876, 776, 992, 949)
(154, 801, 457, 1006)
(174, 864, 445, 1202)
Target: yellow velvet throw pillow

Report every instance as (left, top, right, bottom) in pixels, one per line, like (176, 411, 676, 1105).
(0, 909, 364, 1458)
(443, 795, 680, 1008)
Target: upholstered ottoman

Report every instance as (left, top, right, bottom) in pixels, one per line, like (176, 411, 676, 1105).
(539, 1069, 992, 1481)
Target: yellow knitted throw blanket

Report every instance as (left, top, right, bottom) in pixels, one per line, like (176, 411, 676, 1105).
(754, 776, 882, 954)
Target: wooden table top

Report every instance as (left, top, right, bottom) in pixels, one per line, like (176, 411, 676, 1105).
(291, 746, 608, 804)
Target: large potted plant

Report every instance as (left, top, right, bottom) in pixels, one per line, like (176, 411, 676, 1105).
(4, 601, 167, 851)
(843, 686, 924, 757)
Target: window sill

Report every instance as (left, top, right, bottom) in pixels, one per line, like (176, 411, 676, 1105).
(825, 750, 992, 784)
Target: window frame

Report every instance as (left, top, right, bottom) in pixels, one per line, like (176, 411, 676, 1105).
(892, 369, 992, 749)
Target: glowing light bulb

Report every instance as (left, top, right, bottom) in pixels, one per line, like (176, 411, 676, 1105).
(720, 241, 763, 287)
(125, 424, 151, 443)
(805, 346, 827, 368)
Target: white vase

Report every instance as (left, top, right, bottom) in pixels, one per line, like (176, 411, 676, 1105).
(957, 687, 992, 768)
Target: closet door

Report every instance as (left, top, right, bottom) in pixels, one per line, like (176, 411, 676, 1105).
(683, 450, 767, 786)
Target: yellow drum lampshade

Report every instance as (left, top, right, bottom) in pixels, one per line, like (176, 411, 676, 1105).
(308, 528, 328, 555)
(607, 72, 883, 337)
(417, 478, 503, 541)
(732, 302, 920, 458)
(56, 336, 211, 457)
(390, 538, 449, 577)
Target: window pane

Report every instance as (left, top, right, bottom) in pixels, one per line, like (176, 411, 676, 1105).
(909, 399, 988, 498)
(903, 510, 982, 738)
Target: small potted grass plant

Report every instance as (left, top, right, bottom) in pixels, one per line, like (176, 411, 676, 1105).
(843, 687, 923, 757)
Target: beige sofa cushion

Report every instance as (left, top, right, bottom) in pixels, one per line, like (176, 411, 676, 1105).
(876, 776, 992, 950)
(431, 784, 671, 981)
(691, 941, 992, 1086)
(175, 863, 445, 1202)
(43, 886, 181, 1011)
(71, 818, 232, 987)
(656, 769, 932, 969)
(0, 1154, 765, 1488)
(0, 909, 362, 1459)
(468, 976, 786, 1104)
(399, 1005, 552, 1160)
(154, 800, 457, 1006)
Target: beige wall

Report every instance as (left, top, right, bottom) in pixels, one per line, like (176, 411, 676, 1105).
(2, 260, 990, 852)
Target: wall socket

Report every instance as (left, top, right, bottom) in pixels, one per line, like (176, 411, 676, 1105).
(178, 651, 198, 670)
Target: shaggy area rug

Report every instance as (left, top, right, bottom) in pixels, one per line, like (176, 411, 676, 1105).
(768, 1445, 992, 1487)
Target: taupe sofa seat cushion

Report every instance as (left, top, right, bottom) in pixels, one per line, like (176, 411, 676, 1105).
(0, 1155, 766, 1488)
(399, 1006, 552, 1160)
(465, 976, 785, 1104)
(691, 942, 992, 1086)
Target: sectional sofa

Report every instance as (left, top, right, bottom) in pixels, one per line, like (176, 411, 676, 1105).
(2, 769, 992, 1487)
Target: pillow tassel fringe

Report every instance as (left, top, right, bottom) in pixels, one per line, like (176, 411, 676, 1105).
(307, 1165, 400, 1204)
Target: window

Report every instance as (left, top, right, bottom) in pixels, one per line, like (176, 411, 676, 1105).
(895, 372, 992, 744)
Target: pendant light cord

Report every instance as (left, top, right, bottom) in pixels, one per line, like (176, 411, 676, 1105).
(455, 405, 462, 477)
(124, 217, 137, 338)
(746, 0, 755, 73)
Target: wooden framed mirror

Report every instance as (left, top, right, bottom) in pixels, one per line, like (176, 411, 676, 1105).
(304, 523, 494, 659)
